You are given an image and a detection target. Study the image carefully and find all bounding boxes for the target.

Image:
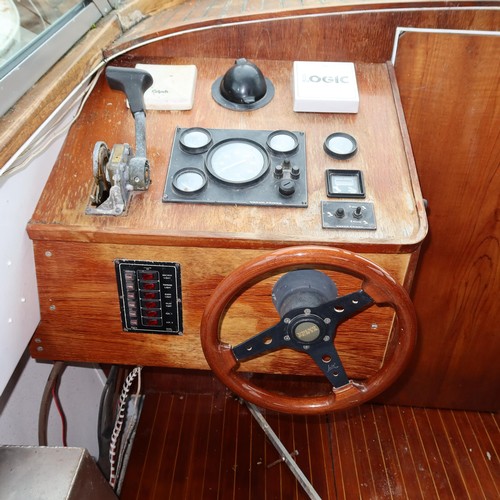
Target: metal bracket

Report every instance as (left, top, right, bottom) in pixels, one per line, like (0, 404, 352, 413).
(86, 67, 152, 216)
(245, 401, 322, 500)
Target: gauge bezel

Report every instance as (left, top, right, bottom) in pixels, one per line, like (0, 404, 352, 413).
(205, 138, 270, 186)
(266, 130, 299, 156)
(326, 169, 365, 198)
(179, 127, 213, 154)
(323, 132, 358, 160)
(172, 168, 208, 194)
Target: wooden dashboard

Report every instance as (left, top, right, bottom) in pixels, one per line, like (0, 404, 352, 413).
(27, 57, 426, 383)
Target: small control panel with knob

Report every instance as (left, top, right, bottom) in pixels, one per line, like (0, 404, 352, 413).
(321, 201, 377, 230)
(163, 127, 307, 207)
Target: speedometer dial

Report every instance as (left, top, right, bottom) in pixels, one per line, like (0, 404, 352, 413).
(206, 139, 269, 185)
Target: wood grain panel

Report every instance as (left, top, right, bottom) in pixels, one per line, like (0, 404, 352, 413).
(387, 31, 500, 411)
(30, 239, 408, 379)
(119, 388, 500, 499)
(28, 60, 425, 252)
(106, 4, 500, 63)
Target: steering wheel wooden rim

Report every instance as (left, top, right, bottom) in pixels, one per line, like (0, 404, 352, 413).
(200, 245, 417, 414)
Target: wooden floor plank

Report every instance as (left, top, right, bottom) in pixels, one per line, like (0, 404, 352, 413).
(183, 394, 215, 499)
(411, 408, 455, 499)
(265, 411, 291, 499)
(425, 407, 471, 499)
(358, 405, 392, 498)
(399, 407, 441, 499)
(384, 406, 425, 500)
(120, 393, 500, 499)
(440, 409, 488, 499)
(452, 411, 500, 499)
(344, 406, 378, 499)
(329, 409, 362, 499)
(466, 412, 500, 496)
(201, 391, 228, 497)
(371, 405, 408, 498)
(153, 395, 188, 498)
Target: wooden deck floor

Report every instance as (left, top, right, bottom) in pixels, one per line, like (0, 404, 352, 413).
(120, 388, 499, 499)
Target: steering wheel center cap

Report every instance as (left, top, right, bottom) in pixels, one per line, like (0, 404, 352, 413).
(292, 318, 323, 343)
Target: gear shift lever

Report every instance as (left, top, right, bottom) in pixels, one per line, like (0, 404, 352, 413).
(86, 66, 153, 216)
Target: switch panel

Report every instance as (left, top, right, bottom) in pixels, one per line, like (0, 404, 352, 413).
(321, 201, 376, 230)
(115, 260, 182, 334)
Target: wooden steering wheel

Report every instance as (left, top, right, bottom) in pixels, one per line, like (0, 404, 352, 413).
(200, 246, 416, 414)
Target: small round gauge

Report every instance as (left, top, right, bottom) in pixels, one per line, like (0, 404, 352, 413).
(324, 132, 358, 160)
(179, 128, 213, 154)
(266, 130, 299, 156)
(206, 139, 269, 185)
(172, 168, 207, 194)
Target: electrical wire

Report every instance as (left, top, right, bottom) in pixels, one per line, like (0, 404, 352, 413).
(109, 366, 143, 490)
(51, 382, 67, 447)
(0, 65, 104, 179)
(97, 365, 120, 479)
(38, 361, 66, 446)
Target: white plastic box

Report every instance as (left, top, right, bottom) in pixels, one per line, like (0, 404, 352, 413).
(135, 63, 197, 110)
(293, 61, 359, 113)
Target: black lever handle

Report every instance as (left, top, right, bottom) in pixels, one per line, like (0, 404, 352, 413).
(105, 66, 153, 115)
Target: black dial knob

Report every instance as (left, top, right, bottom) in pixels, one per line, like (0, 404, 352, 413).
(279, 179, 296, 197)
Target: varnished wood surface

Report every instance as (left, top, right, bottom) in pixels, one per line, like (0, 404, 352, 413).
(30, 240, 408, 379)
(28, 60, 426, 251)
(385, 32, 500, 411)
(106, 1, 500, 62)
(28, 59, 424, 380)
(120, 386, 500, 499)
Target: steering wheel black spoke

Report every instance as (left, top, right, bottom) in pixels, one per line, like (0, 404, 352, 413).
(232, 322, 287, 362)
(308, 343, 350, 388)
(320, 290, 373, 325)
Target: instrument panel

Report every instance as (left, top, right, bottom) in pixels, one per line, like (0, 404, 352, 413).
(163, 127, 308, 207)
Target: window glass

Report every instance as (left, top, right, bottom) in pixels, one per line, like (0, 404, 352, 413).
(0, 0, 87, 74)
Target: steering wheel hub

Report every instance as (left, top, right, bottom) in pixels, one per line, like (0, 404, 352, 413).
(289, 316, 324, 344)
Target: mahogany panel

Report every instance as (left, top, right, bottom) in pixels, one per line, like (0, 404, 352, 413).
(120, 388, 500, 498)
(30, 239, 408, 379)
(386, 31, 500, 411)
(106, 3, 500, 63)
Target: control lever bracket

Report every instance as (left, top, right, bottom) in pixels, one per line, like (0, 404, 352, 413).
(86, 67, 153, 216)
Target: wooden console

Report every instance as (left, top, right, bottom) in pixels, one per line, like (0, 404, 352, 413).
(27, 58, 426, 382)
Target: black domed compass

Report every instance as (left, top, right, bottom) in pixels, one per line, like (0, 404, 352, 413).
(212, 58, 275, 111)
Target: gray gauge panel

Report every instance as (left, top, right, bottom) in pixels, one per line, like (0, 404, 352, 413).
(163, 127, 307, 207)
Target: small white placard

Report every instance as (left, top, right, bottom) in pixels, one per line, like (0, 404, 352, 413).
(293, 61, 359, 113)
(135, 63, 197, 110)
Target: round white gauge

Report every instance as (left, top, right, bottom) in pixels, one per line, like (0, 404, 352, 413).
(179, 128, 212, 154)
(324, 132, 358, 159)
(173, 168, 207, 193)
(267, 130, 299, 155)
(206, 139, 269, 184)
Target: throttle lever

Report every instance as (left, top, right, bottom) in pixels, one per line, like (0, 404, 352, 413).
(86, 66, 153, 216)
